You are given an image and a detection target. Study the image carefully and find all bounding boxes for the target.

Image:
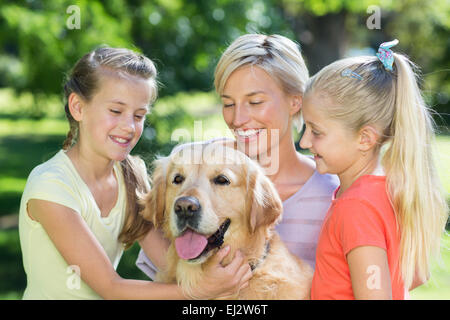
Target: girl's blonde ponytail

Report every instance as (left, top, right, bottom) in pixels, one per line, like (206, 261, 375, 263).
(382, 53, 448, 289)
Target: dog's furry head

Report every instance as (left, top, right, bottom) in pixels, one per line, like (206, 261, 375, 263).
(140, 142, 282, 264)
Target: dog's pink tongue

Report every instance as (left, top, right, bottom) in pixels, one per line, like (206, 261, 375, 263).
(175, 229, 208, 260)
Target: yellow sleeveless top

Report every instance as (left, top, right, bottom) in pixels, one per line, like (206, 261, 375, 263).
(19, 150, 127, 299)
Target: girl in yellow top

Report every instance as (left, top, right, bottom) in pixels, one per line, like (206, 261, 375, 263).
(19, 47, 251, 299)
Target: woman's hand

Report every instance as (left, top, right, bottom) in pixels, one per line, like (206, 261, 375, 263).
(187, 246, 253, 299)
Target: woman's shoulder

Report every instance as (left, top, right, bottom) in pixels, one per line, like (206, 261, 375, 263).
(311, 171, 340, 191)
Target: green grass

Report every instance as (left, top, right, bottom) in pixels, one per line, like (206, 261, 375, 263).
(410, 232, 450, 300)
(434, 135, 450, 196)
(0, 229, 25, 297)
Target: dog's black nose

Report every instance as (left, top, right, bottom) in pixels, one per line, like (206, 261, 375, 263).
(174, 196, 201, 219)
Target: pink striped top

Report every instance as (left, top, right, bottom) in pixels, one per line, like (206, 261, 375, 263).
(276, 170, 339, 269)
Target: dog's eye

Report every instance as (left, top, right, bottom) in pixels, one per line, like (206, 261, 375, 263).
(172, 174, 185, 185)
(213, 174, 230, 185)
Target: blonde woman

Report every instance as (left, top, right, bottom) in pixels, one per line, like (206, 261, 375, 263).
(300, 40, 448, 299)
(136, 34, 339, 278)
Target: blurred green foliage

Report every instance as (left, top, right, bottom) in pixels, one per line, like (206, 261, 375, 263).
(0, 0, 449, 122)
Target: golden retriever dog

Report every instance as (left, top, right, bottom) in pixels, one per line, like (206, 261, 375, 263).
(140, 142, 313, 299)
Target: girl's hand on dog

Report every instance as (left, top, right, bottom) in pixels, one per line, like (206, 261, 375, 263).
(188, 245, 252, 299)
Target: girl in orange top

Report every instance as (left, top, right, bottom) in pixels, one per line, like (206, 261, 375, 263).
(300, 40, 448, 299)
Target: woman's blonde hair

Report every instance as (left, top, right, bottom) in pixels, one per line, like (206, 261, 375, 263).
(63, 47, 158, 249)
(214, 34, 309, 131)
(305, 53, 448, 289)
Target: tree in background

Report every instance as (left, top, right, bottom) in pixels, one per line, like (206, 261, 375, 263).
(0, 0, 289, 113)
(277, 0, 450, 127)
(0, 0, 133, 117)
(0, 0, 448, 124)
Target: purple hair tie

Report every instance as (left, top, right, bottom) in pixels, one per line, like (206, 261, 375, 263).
(376, 39, 399, 71)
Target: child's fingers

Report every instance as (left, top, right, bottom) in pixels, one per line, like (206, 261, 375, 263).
(238, 261, 253, 284)
(239, 281, 249, 291)
(223, 249, 245, 272)
(209, 245, 231, 266)
(234, 257, 252, 277)
(243, 264, 253, 281)
(227, 251, 252, 290)
(237, 267, 252, 294)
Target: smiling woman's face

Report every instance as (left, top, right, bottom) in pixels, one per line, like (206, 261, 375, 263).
(221, 65, 299, 158)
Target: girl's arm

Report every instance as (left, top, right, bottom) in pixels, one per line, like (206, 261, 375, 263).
(347, 246, 392, 300)
(28, 199, 251, 300)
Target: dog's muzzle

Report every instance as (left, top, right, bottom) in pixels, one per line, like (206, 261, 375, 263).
(174, 218, 231, 261)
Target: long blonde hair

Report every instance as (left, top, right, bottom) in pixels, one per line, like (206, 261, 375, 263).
(305, 53, 448, 289)
(214, 33, 309, 132)
(63, 47, 157, 249)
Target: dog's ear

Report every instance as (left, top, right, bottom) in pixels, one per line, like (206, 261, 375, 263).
(139, 157, 167, 229)
(247, 168, 283, 234)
